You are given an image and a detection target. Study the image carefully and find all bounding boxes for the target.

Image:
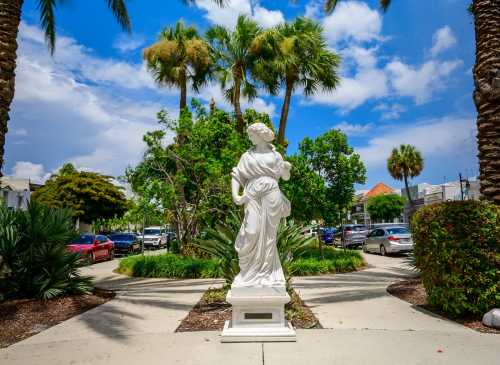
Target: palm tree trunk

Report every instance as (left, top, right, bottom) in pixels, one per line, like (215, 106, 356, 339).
(403, 174, 413, 205)
(472, 0, 500, 204)
(233, 71, 244, 134)
(277, 79, 294, 146)
(0, 0, 23, 177)
(179, 69, 187, 115)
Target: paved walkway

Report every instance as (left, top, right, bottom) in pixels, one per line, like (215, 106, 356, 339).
(1, 252, 498, 364)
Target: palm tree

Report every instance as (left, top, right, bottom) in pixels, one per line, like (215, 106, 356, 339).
(254, 18, 340, 147)
(206, 15, 262, 133)
(387, 144, 424, 208)
(143, 21, 212, 114)
(0, 0, 130, 177)
(324, 0, 391, 13)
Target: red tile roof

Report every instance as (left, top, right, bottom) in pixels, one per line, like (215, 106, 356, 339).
(362, 182, 394, 200)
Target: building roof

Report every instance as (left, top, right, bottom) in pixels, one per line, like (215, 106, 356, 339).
(362, 182, 394, 200)
(0, 177, 31, 191)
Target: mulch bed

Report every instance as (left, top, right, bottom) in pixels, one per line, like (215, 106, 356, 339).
(0, 288, 115, 348)
(176, 287, 322, 332)
(387, 279, 499, 334)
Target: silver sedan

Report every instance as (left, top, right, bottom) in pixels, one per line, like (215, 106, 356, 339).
(363, 226, 413, 256)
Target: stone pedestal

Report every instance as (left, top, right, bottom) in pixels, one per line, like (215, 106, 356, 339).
(221, 286, 297, 342)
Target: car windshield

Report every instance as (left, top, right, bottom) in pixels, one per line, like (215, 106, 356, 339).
(386, 227, 409, 235)
(70, 235, 94, 244)
(110, 234, 134, 241)
(346, 226, 365, 232)
(144, 229, 161, 235)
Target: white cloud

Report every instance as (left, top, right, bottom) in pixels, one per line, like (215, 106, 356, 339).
(11, 128, 28, 136)
(357, 116, 476, 170)
(195, 0, 284, 28)
(322, 1, 382, 46)
(374, 103, 406, 120)
(11, 22, 175, 177)
(113, 34, 146, 53)
(333, 121, 373, 135)
(12, 161, 50, 183)
(386, 59, 462, 104)
(430, 26, 457, 57)
(307, 47, 388, 110)
(304, 1, 320, 19)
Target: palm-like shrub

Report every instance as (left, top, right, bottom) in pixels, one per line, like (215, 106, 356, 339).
(0, 201, 93, 300)
(195, 212, 315, 285)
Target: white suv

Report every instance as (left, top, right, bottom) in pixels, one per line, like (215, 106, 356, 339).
(142, 226, 167, 249)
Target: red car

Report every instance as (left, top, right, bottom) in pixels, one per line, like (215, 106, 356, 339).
(67, 234, 115, 264)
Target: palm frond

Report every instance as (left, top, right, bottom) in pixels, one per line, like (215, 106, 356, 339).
(107, 0, 131, 32)
(38, 0, 57, 53)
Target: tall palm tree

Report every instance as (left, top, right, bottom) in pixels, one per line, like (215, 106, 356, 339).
(471, 1, 500, 204)
(143, 21, 212, 114)
(387, 144, 424, 207)
(0, 0, 130, 177)
(324, 0, 391, 13)
(206, 15, 262, 133)
(254, 18, 340, 147)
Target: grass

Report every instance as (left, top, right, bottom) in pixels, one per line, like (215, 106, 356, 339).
(289, 246, 365, 276)
(117, 246, 365, 279)
(117, 253, 220, 279)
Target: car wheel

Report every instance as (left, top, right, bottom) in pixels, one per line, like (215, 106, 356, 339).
(362, 244, 368, 253)
(108, 249, 115, 261)
(380, 245, 387, 256)
(87, 252, 95, 264)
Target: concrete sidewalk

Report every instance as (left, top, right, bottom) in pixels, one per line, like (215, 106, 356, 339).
(1, 253, 498, 364)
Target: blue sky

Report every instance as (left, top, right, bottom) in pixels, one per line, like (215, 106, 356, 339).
(8, 0, 478, 191)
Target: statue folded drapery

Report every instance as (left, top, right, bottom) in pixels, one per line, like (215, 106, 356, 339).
(231, 123, 291, 288)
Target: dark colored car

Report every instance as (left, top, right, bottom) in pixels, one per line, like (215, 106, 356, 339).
(320, 227, 338, 245)
(67, 234, 114, 264)
(109, 233, 141, 255)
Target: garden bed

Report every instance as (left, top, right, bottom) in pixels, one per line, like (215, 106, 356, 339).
(387, 279, 499, 334)
(176, 286, 321, 332)
(0, 288, 115, 348)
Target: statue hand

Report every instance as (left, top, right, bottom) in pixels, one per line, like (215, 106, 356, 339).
(233, 193, 249, 206)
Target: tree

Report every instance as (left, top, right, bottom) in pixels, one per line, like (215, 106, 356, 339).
(299, 129, 367, 217)
(0, 0, 131, 177)
(324, 0, 391, 13)
(387, 144, 424, 208)
(126, 102, 253, 253)
(206, 15, 262, 133)
(255, 18, 340, 147)
(143, 21, 212, 114)
(32, 163, 128, 223)
(366, 194, 405, 222)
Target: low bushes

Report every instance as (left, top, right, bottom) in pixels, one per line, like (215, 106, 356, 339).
(117, 253, 220, 279)
(412, 200, 500, 316)
(289, 247, 364, 276)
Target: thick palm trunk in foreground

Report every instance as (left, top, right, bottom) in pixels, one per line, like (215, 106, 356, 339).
(0, 0, 23, 177)
(277, 80, 293, 147)
(473, 0, 500, 204)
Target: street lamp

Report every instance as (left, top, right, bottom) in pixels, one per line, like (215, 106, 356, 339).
(459, 173, 471, 201)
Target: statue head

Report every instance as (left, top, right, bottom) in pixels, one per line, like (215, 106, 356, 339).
(247, 123, 275, 145)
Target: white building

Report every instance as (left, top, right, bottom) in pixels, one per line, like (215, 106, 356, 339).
(0, 177, 42, 210)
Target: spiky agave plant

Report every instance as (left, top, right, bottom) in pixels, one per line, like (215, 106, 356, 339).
(195, 211, 315, 286)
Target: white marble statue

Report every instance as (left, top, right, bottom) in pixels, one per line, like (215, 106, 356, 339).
(230, 123, 292, 288)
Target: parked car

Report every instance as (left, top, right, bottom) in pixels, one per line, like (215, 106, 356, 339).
(142, 226, 168, 249)
(319, 227, 337, 245)
(337, 224, 368, 249)
(109, 233, 141, 255)
(363, 226, 413, 256)
(66, 234, 114, 263)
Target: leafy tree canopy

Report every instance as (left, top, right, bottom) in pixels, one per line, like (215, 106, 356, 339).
(366, 193, 405, 222)
(32, 163, 128, 223)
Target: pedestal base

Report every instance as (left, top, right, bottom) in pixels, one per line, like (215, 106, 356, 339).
(220, 286, 297, 343)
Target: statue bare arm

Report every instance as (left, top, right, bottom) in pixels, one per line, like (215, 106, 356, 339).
(232, 177, 248, 205)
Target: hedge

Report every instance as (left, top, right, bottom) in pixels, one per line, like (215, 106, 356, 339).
(412, 200, 500, 316)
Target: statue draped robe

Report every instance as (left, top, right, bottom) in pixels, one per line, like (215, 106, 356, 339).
(231, 145, 290, 288)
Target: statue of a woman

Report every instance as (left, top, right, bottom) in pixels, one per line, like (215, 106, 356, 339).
(231, 123, 292, 288)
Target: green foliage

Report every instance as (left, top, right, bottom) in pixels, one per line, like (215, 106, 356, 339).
(412, 201, 500, 316)
(366, 194, 405, 222)
(117, 253, 220, 279)
(387, 144, 423, 204)
(289, 247, 364, 276)
(0, 201, 93, 300)
(32, 163, 128, 223)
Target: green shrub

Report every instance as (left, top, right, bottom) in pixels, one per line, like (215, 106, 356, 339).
(117, 253, 220, 279)
(0, 201, 93, 300)
(290, 247, 364, 276)
(412, 200, 500, 316)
